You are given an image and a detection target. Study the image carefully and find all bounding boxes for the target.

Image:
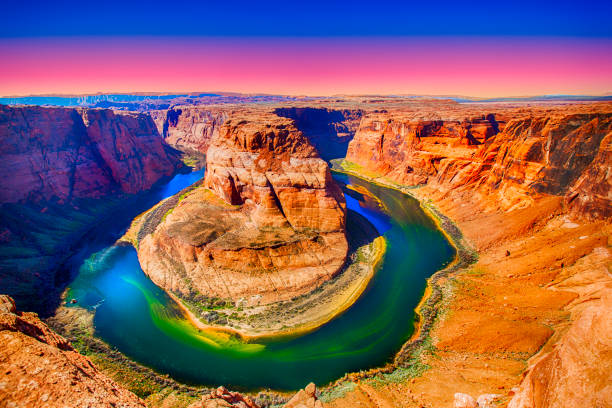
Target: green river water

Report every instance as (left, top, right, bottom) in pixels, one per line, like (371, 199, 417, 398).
(65, 171, 455, 391)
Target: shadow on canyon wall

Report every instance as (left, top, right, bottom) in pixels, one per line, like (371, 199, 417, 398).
(274, 107, 363, 161)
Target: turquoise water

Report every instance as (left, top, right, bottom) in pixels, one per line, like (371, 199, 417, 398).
(66, 171, 454, 391)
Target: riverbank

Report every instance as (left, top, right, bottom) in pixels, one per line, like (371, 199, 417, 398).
(324, 161, 611, 408)
(321, 160, 477, 387)
(46, 305, 289, 408)
(330, 159, 478, 362)
(166, 235, 386, 341)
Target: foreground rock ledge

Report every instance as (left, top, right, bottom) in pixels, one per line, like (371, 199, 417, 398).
(138, 112, 348, 308)
(0, 294, 146, 407)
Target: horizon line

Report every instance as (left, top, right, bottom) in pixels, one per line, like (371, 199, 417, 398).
(2, 91, 612, 100)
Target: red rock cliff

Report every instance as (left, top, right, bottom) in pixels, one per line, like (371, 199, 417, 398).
(0, 104, 182, 314)
(0, 105, 182, 204)
(346, 105, 612, 219)
(150, 106, 229, 153)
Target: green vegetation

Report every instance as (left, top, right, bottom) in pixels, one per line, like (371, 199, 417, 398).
(330, 159, 417, 193)
(319, 382, 357, 402)
(180, 151, 206, 170)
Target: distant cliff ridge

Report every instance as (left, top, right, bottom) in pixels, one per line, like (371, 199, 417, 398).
(150, 106, 230, 154)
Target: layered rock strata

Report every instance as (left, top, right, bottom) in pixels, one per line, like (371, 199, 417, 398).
(0, 295, 146, 407)
(0, 105, 181, 203)
(346, 113, 501, 186)
(328, 102, 612, 408)
(138, 113, 348, 306)
(346, 106, 612, 218)
(150, 106, 230, 153)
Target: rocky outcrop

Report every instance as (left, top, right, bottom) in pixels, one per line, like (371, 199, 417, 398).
(327, 103, 611, 408)
(0, 104, 181, 203)
(138, 112, 348, 306)
(285, 382, 324, 408)
(507, 286, 612, 408)
(346, 106, 612, 219)
(565, 131, 612, 219)
(150, 106, 229, 153)
(0, 295, 145, 407)
(274, 107, 363, 160)
(453, 393, 500, 408)
(477, 112, 612, 213)
(188, 386, 259, 408)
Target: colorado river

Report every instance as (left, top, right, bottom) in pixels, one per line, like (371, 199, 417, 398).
(64, 170, 455, 391)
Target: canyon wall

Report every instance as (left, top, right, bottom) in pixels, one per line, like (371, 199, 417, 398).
(150, 105, 363, 161)
(330, 102, 612, 408)
(150, 106, 229, 153)
(274, 107, 363, 160)
(0, 105, 181, 203)
(0, 295, 146, 407)
(0, 105, 182, 313)
(137, 112, 348, 306)
(346, 107, 612, 219)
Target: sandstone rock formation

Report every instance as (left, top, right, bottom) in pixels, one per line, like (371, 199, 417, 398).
(453, 392, 500, 408)
(188, 386, 259, 408)
(0, 294, 145, 407)
(138, 112, 348, 306)
(477, 112, 612, 213)
(346, 113, 502, 187)
(0, 105, 181, 203)
(150, 106, 229, 153)
(345, 105, 612, 219)
(285, 382, 324, 408)
(507, 282, 612, 408)
(327, 102, 612, 408)
(453, 393, 477, 408)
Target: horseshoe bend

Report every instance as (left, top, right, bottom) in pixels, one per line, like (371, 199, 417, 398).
(0, 9, 611, 405)
(1, 97, 610, 408)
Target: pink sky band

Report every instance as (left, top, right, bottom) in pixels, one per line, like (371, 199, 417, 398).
(1, 36, 611, 97)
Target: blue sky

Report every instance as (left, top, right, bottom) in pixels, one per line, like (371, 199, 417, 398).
(2, 0, 611, 37)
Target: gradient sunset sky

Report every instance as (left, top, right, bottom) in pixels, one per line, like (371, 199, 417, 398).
(1, 0, 611, 97)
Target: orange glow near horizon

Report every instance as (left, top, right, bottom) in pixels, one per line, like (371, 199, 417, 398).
(1, 37, 611, 98)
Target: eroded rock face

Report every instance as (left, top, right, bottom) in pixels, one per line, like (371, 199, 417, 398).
(188, 386, 259, 408)
(0, 104, 183, 313)
(150, 106, 230, 153)
(565, 132, 612, 220)
(0, 295, 145, 407)
(274, 107, 363, 160)
(0, 105, 181, 203)
(138, 113, 348, 306)
(507, 293, 612, 408)
(285, 382, 324, 408)
(346, 106, 612, 218)
(346, 113, 501, 186)
(478, 112, 612, 212)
